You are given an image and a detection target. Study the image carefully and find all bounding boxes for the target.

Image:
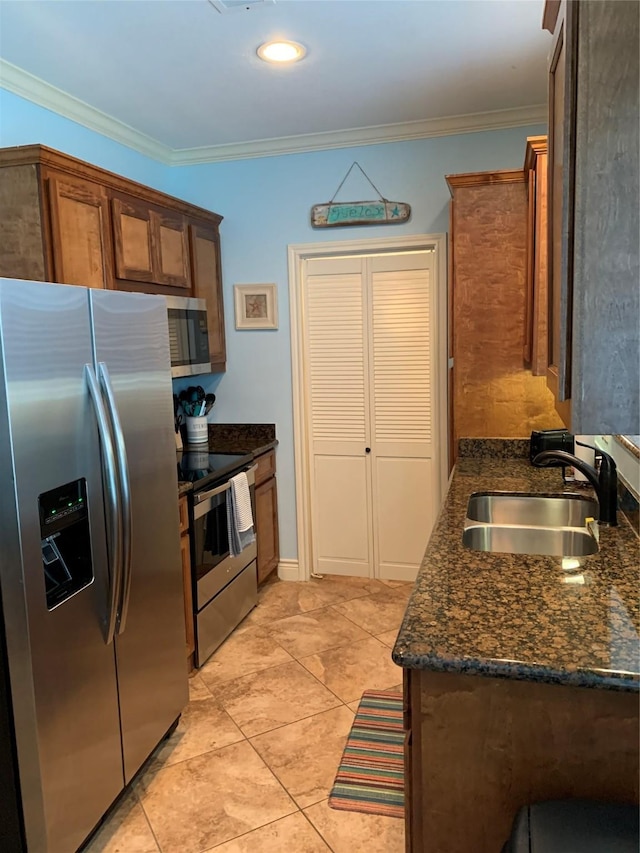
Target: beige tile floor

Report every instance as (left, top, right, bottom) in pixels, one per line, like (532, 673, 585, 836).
(85, 575, 411, 853)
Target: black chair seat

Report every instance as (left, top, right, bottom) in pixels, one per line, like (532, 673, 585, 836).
(503, 799, 639, 853)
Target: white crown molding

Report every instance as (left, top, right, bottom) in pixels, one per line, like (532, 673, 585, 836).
(1, 59, 546, 166)
(0, 59, 173, 164)
(169, 104, 548, 164)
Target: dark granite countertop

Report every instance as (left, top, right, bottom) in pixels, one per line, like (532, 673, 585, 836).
(204, 438, 278, 458)
(196, 422, 277, 458)
(178, 481, 193, 498)
(392, 452, 640, 692)
(177, 424, 277, 498)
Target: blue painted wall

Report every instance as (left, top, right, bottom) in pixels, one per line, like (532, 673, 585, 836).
(0, 89, 173, 192)
(171, 126, 545, 559)
(0, 87, 544, 560)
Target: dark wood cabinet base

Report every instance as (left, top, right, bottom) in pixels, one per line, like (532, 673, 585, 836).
(404, 669, 639, 853)
(254, 449, 279, 585)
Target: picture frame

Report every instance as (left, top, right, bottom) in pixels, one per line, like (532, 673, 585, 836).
(234, 284, 279, 330)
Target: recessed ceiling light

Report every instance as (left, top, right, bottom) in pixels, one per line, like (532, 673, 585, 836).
(257, 40, 306, 64)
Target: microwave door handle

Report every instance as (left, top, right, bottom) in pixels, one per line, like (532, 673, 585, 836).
(98, 362, 133, 636)
(85, 364, 122, 645)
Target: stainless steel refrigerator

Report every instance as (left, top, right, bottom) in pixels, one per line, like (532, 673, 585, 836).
(0, 279, 188, 853)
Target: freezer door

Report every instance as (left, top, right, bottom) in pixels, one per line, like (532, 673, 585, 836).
(90, 290, 188, 782)
(0, 280, 123, 853)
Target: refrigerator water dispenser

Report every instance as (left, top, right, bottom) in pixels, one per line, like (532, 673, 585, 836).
(38, 478, 94, 609)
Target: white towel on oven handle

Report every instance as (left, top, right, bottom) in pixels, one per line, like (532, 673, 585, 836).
(227, 471, 255, 556)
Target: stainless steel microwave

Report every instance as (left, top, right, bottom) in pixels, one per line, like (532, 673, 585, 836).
(166, 296, 211, 378)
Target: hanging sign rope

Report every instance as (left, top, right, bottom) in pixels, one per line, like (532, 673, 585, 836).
(311, 162, 411, 228)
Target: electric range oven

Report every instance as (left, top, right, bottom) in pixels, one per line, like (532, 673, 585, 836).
(177, 452, 257, 666)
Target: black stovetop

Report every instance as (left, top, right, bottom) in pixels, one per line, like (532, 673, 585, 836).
(176, 451, 253, 491)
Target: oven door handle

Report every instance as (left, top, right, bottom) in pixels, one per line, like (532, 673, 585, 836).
(193, 481, 231, 505)
(193, 463, 257, 504)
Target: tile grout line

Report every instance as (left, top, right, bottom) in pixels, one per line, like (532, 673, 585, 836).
(326, 598, 407, 637)
(245, 737, 301, 817)
(91, 579, 410, 852)
(245, 734, 350, 824)
(138, 791, 165, 853)
(247, 701, 355, 743)
(200, 809, 337, 852)
(198, 601, 384, 696)
(299, 806, 340, 853)
(139, 702, 351, 785)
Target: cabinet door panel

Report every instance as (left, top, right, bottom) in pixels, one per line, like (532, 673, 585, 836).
(152, 211, 190, 289)
(256, 476, 279, 585)
(112, 196, 154, 282)
(255, 448, 276, 487)
(47, 175, 111, 289)
(547, 1, 576, 423)
(189, 222, 226, 368)
(180, 533, 195, 658)
(531, 151, 549, 376)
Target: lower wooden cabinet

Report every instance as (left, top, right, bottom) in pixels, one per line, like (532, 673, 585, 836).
(254, 449, 279, 585)
(178, 496, 195, 667)
(403, 668, 639, 852)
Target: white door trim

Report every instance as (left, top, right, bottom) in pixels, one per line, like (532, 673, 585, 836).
(288, 233, 448, 582)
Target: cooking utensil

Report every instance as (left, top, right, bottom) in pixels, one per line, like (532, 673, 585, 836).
(178, 386, 208, 417)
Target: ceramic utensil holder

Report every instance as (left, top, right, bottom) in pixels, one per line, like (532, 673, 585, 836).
(185, 416, 208, 445)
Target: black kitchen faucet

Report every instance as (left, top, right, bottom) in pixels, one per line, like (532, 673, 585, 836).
(532, 448, 618, 526)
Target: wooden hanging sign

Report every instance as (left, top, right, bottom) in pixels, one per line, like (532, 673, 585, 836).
(311, 200, 411, 228)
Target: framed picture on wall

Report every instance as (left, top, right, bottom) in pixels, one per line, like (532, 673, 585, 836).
(234, 284, 278, 330)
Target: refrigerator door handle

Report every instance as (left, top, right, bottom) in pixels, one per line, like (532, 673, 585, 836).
(85, 363, 122, 645)
(98, 362, 133, 636)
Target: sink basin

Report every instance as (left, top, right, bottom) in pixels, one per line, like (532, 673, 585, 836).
(462, 523, 599, 558)
(466, 492, 598, 528)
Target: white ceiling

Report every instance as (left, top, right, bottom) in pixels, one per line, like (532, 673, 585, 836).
(0, 0, 550, 162)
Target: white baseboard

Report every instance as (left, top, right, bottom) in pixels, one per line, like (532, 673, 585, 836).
(277, 559, 301, 581)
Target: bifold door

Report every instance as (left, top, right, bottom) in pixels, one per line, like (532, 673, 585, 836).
(303, 252, 438, 582)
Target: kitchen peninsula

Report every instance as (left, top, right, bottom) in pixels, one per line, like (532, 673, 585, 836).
(392, 440, 639, 853)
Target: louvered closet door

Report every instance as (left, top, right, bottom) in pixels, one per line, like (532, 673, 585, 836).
(305, 256, 373, 577)
(303, 251, 438, 581)
(368, 253, 436, 580)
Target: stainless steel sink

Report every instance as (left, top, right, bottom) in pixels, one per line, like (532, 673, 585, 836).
(462, 491, 600, 559)
(466, 492, 598, 528)
(462, 523, 599, 558)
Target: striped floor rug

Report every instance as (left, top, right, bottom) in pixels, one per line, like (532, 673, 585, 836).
(329, 690, 405, 819)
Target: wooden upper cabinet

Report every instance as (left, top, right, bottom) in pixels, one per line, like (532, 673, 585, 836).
(46, 173, 112, 289)
(544, 0, 639, 433)
(0, 145, 226, 370)
(112, 196, 191, 290)
(446, 170, 563, 444)
(112, 195, 154, 282)
(523, 136, 549, 377)
(546, 1, 573, 425)
(189, 221, 226, 370)
(154, 210, 190, 289)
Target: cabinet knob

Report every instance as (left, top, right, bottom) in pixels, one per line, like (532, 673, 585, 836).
(365, 447, 371, 453)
